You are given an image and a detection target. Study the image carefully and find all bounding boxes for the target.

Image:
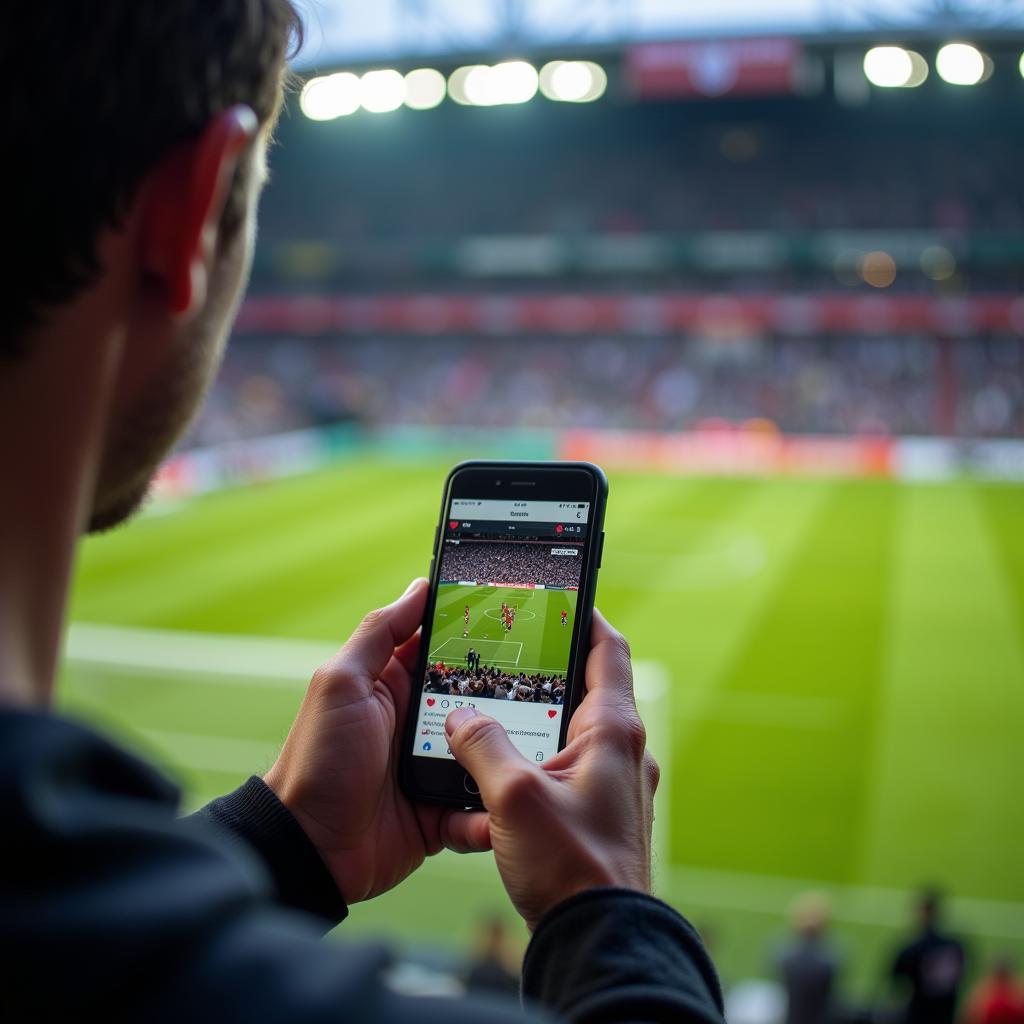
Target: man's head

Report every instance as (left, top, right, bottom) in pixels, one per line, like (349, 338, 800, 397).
(917, 887, 942, 931)
(790, 890, 830, 940)
(3, 2, 301, 531)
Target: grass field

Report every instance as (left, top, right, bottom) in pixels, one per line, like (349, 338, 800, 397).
(59, 458, 1024, 997)
(428, 582, 576, 675)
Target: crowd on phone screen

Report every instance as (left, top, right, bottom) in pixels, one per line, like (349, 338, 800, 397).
(424, 663, 566, 705)
(439, 540, 583, 591)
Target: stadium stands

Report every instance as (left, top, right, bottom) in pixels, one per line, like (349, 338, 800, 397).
(184, 94, 1023, 451)
(184, 332, 1024, 446)
(439, 540, 582, 589)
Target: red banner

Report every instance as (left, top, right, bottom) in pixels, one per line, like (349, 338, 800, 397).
(236, 293, 1024, 338)
(625, 38, 802, 99)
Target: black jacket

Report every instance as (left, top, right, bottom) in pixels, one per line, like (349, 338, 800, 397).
(1, 707, 725, 1022)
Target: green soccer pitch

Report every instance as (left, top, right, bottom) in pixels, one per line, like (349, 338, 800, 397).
(427, 582, 576, 677)
(58, 458, 1024, 994)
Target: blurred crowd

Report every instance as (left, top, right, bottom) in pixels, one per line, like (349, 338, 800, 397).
(435, 892, 1024, 1024)
(424, 665, 566, 704)
(261, 127, 1024, 242)
(183, 333, 1024, 447)
(439, 541, 582, 589)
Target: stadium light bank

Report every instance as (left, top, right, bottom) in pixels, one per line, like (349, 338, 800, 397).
(300, 60, 607, 120)
(862, 42, 995, 90)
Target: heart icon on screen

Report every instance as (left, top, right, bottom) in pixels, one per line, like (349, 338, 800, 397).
(426, 698, 435, 707)
(449, 520, 458, 530)
(547, 709, 557, 718)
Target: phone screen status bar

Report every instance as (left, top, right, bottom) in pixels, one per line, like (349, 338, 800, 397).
(450, 499, 590, 524)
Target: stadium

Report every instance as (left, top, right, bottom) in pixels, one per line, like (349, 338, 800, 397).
(50, 0, 1024, 1018)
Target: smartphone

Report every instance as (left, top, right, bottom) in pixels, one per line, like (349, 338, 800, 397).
(399, 460, 608, 808)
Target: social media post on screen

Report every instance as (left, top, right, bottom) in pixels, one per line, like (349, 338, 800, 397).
(413, 499, 588, 764)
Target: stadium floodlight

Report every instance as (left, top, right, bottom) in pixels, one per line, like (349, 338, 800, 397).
(448, 65, 486, 105)
(300, 72, 361, 121)
(936, 43, 986, 85)
(404, 68, 446, 110)
(862, 46, 927, 88)
(461, 60, 539, 106)
(539, 61, 608, 103)
(359, 69, 406, 113)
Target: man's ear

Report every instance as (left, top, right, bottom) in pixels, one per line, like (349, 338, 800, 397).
(140, 105, 258, 318)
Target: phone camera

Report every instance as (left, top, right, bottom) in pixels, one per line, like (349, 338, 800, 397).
(495, 480, 502, 486)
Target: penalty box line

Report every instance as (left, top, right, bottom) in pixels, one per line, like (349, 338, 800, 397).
(428, 636, 524, 667)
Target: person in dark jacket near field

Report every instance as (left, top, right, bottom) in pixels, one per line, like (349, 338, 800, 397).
(891, 891, 967, 1024)
(0, 4, 725, 1022)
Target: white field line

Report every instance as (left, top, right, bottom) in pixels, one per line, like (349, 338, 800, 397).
(65, 622, 1024, 939)
(67, 622, 331, 687)
(634, 661, 672, 886)
(483, 607, 537, 622)
(427, 636, 523, 666)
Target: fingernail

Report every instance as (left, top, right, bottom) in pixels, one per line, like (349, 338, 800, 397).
(445, 706, 477, 737)
(403, 577, 424, 596)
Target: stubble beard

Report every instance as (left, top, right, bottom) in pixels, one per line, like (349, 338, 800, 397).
(86, 321, 228, 534)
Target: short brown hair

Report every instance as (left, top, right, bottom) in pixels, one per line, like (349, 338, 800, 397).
(2, 2, 302, 355)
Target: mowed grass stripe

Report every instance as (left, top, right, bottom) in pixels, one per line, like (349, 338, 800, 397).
(72, 467, 437, 631)
(74, 460, 436, 585)
(975, 483, 1024, 633)
(860, 484, 1024, 902)
(598, 477, 836, 682)
(671, 481, 897, 882)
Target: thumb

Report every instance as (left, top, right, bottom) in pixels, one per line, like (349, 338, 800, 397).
(332, 578, 427, 683)
(445, 707, 533, 810)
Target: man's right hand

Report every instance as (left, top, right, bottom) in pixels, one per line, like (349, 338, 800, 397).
(442, 610, 660, 932)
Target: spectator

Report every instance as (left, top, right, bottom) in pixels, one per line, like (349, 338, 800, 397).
(776, 891, 842, 1024)
(463, 916, 521, 999)
(962, 958, 1024, 1024)
(891, 890, 967, 1024)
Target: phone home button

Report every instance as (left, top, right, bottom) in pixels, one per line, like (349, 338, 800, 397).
(463, 773, 480, 796)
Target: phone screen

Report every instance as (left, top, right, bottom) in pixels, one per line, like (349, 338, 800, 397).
(412, 497, 590, 765)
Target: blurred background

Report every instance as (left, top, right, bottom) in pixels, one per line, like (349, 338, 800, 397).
(61, 0, 1023, 1019)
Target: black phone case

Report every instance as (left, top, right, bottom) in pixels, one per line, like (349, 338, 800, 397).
(398, 459, 608, 809)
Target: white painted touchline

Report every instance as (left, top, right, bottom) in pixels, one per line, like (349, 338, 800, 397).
(66, 622, 336, 684)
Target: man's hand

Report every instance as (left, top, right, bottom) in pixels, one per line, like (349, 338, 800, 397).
(442, 610, 660, 931)
(263, 579, 483, 905)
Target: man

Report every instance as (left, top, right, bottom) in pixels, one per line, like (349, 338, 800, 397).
(464, 916, 521, 999)
(1, 4, 725, 1022)
(891, 890, 967, 1024)
(775, 891, 841, 1024)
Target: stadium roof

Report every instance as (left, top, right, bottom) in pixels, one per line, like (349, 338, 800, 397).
(296, 0, 1024, 68)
